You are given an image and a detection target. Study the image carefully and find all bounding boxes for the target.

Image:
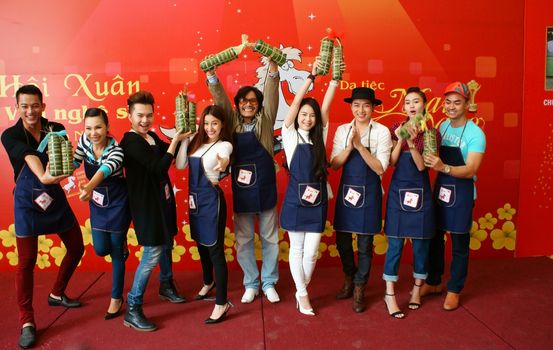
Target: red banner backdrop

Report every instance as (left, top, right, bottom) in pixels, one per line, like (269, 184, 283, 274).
(0, 0, 534, 272)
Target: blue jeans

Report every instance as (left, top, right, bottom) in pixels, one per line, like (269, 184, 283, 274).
(127, 244, 173, 305)
(382, 237, 430, 282)
(91, 229, 126, 299)
(234, 206, 279, 291)
(426, 230, 470, 293)
(336, 232, 374, 285)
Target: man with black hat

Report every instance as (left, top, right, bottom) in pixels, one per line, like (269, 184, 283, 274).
(422, 81, 486, 311)
(330, 87, 392, 313)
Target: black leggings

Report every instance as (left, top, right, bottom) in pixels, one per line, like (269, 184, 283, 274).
(197, 187, 228, 305)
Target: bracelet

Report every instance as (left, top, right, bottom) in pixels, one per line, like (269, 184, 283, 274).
(408, 144, 416, 150)
(307, 73, 316, 81)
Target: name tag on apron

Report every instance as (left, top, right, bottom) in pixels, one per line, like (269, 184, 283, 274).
(438, 186, 452, 203)
(345, 188, 361, 206)
(92, 190, 105, 206)
(237, 169, 253, 185)
(189, 194, 196, 210)
(403, 191, 420, 208)
(165, 184, 171, 201)
(301, 185, 320, 204)
(35, 192, 53, 211)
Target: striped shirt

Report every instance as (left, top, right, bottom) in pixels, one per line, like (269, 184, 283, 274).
(73, 134, 124, 178)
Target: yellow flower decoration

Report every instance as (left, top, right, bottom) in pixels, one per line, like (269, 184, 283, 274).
(224, 248, 235, 262)
(352, 234, 358, 252)
(490, 221, 516, 251)
(79, 219, 93, 246)
(104, 255, 112, 263)
(135, 246, 144, 261)
(253, 233, 262, 260)
(373, 234, 388, 255)
(37, 236, 54, 253)
(278, 241, 289, 262)
(126, 228, 138, 246)
(0, 224, 17, 248)
(7, 250, 18, 266)
(469, 221, 487, 250)
(51, 243, 85, 267)
(323, 221, 334, 237)
(278, 228, 286, 241)
(189, 246, 201, 261)
(182, 224, 194, 242)
(172, 241, 186, 262)
(497, 203, 516, 221)
(328, 244, 340, 258)
(0, 251, 3, 261)
(478, 213, 497, 230)
(224, 227, 235, 248)
(36, 253, 51, 269)
(317, 242, 328, 259)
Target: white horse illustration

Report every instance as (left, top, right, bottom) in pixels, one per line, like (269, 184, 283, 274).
(63, 176, 76, 193)
(255, 45, 312, 130)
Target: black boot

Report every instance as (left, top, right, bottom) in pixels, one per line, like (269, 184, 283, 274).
(123, 304, 157, 332)
(336, 275, 354, 300)
(353, 284, 367, 313)
(159, 279, 186, 303)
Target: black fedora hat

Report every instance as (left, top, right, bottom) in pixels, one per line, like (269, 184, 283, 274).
(344, 87, 382, 106)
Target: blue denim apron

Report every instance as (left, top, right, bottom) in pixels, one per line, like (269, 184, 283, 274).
(384, 151, 434, 238)
(84, 159, 130, 233)
(14, 148, 76, 236)
(188, 142, 221, 246)
(434, 123, 474, 234)
(151, 144, 177, 238)
(232, 126, 277, 213)
(334, 126, 382, 235)
(280, 134, 327, 233)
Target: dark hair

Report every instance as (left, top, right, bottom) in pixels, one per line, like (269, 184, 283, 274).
(84, 107, 109, 127)
(188, 105, 231, 155)
(294, 98, 328, 182)
(233, 86, 264, 114)
(127, 91, 155, 113)
(405, 86, 428, 115)
(16, 85, 43, 104)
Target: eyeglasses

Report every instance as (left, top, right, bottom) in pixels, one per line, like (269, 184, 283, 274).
(239, 97, 258, 105)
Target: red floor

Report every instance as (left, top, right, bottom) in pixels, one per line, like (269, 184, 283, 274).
(1, 257, 552, 349)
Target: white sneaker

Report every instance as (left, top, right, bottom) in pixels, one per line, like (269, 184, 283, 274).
(241, 288, 259, 303)
(264, 287, 280, 303)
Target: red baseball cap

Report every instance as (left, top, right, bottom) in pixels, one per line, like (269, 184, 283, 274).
(443, 81, 470, 99)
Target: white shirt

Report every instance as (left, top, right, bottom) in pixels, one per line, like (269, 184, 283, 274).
(330, 120, 392, 172)
(175, 138, 233, 185)
(281, 122, 329, 169)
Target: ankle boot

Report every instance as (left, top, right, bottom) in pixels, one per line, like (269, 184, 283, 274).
(352, 284, 366, 313)
(159, 279, 186, 303)
(123, 304, 157, 331)
(336, 275, 354, 300)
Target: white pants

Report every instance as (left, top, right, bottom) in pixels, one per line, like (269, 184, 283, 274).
(288, 231, 321, 296)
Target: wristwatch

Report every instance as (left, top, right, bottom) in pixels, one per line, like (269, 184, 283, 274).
(443, 165, 451, 174)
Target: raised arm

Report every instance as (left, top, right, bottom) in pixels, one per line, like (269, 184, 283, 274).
(262, 59, 280, 126)
(283, 59, 317, 129)
(205, 64, 238, 130)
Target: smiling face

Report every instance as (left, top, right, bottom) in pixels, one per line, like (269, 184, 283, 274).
(128, 103, 154, 137)
(17, 93, 45, 130)
(297, 104, 316, 131)
(238, 91, 259, 118)
(350, 99, 373, 124)
(84, 115, 108, 148)
(443, 92, 469, 121)
(204, 114, 223, 142)
(404, 92, 426, 118)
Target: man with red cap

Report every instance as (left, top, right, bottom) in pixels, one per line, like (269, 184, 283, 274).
(422, 81, 486, 311)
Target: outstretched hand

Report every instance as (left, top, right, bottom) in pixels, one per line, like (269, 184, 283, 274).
(40, 163, 69, 185)
(213, 153, 229, 172)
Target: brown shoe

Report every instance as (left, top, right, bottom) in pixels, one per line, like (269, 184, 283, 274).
(352, 284, 366, 313)
(420, 283, 442, 297)
(336, 275, 353, 300)
(443, 292, 460, 311)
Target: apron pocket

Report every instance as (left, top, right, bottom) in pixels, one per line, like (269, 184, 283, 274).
(91, 186, 109, 208)
(32, 188, 55, 212)
(437, 184, 456, 207)
(233, 163, 257, 188)
(341, 184, 365, 208)
(399, 188, 424, 212)
(298, 182, 322, 207)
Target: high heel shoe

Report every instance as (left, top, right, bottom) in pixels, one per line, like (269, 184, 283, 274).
(204, 302, 232, 324)
(408, 283, 423, 310)
(104, 298, 124, 320)
(384, 293, 405, 319)
(195, 282, 216, 300)
(295, 292, 315, 316)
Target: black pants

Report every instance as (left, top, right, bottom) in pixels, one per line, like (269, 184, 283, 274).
(336, 231, 374, 285)
(197, 187, 228, 305)
(426, 229, 470, 293)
